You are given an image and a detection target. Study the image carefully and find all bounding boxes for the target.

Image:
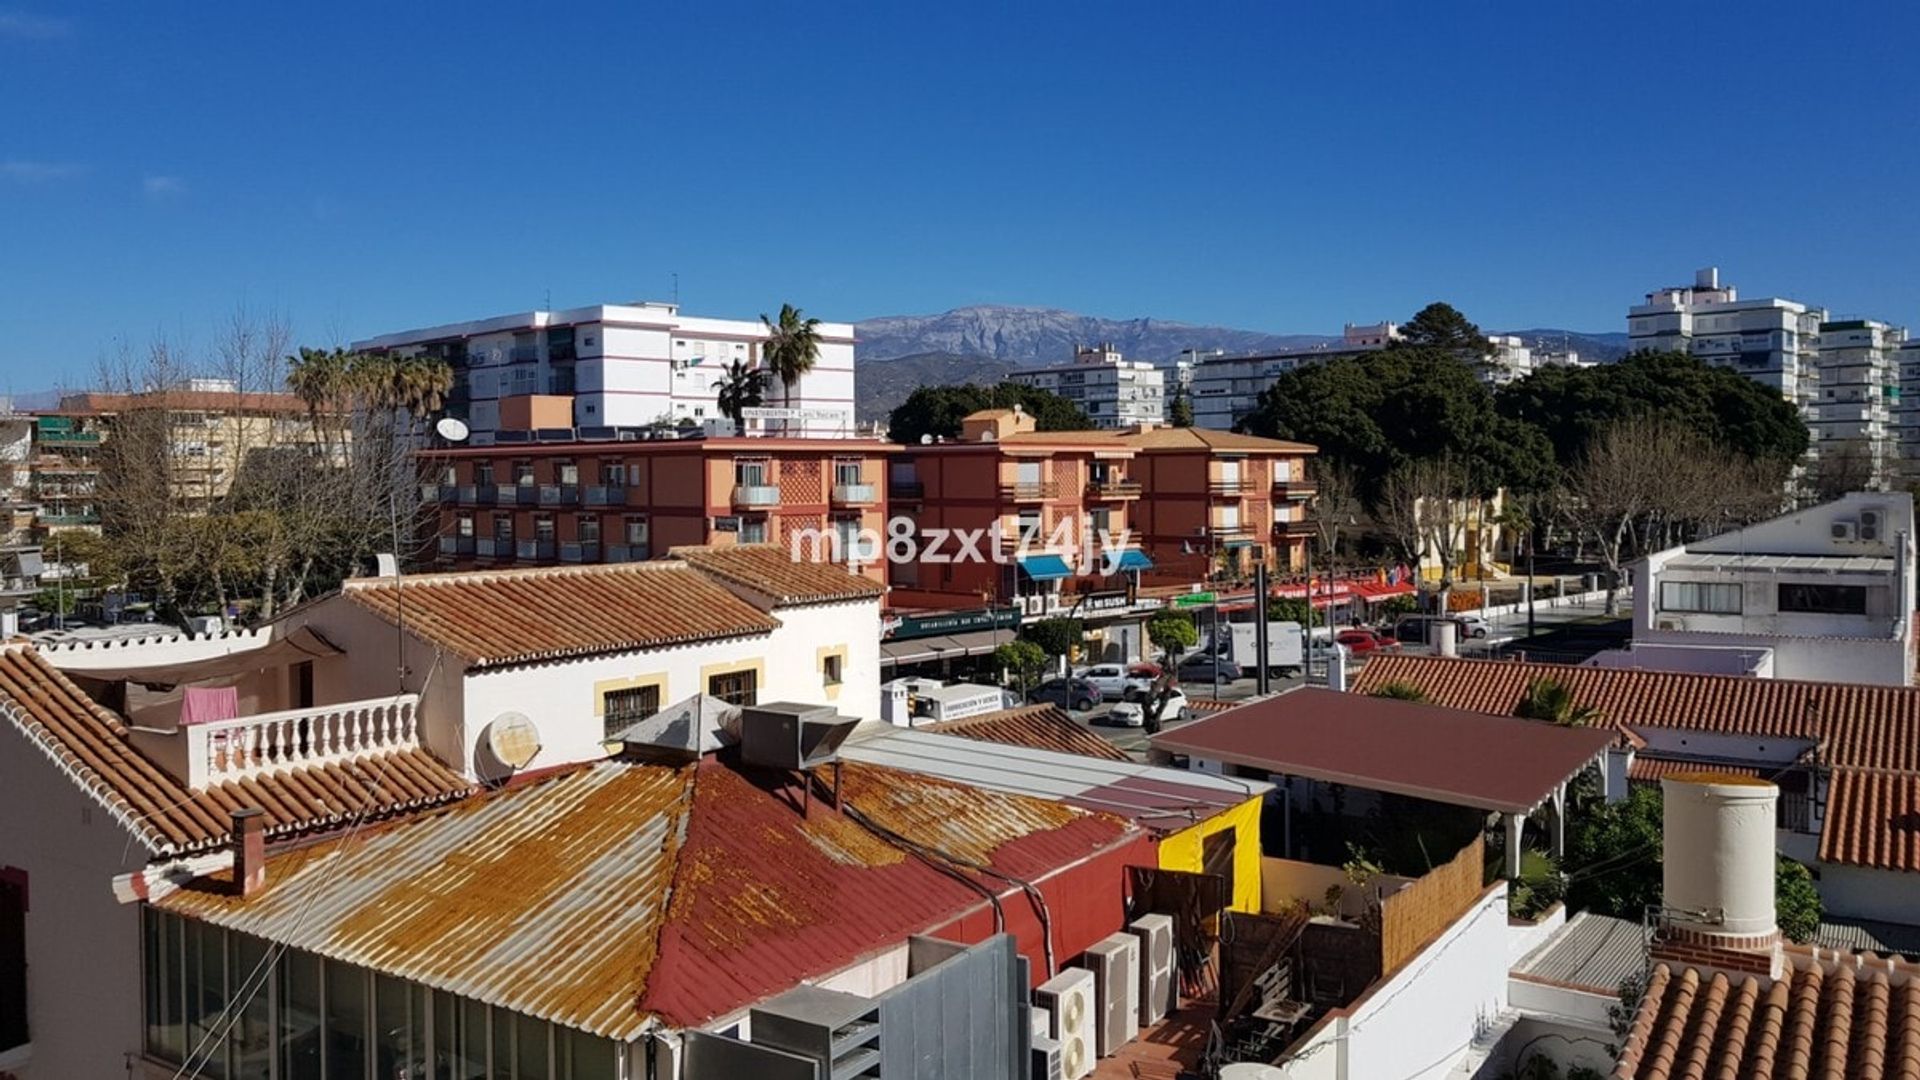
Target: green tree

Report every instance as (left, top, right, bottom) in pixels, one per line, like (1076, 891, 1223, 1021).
(991, 640, 1048, 692)
(1144, 611, 1200, 734)
(1775, 857, 1823, 944)
(1021, 617, 1084, 659)
(1514, 676, 1603, 727)
(1564, 786, 1663, 920)
(759, 303, 822, 405)
(1368, 681, 1429, 703)
(887, 382, 1094, 445)
(1266, 597, 1312, 625)
(1398, 301, 1491, 357)
(1169, 386, 1194, 427)
(715, 359, 767, 426)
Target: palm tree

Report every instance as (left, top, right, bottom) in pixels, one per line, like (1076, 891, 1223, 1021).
(1514, 675, 1602, 727)
(389, 356, 454, 418)
(759, 303, 822, 406)
(715, 359, 767, 427)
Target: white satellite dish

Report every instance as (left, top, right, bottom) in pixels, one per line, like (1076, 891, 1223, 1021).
(485, 711, 541, 769)
(435, 416, 471, 443)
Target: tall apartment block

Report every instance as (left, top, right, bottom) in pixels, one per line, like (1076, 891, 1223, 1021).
(1900, 337, 1920, 481)
(1005, 344, 1166, 429)
(1627, 267, 1826, 410)
(353, 301, 858, 441)
(1189, 322, 1401, 431)
(1812, 318, 1906, 489)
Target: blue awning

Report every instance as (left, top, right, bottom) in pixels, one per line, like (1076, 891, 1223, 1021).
(1017, 553, 1073, 581)
(1222, 539, 1253, 551)
(1115, 549, 1154, 572)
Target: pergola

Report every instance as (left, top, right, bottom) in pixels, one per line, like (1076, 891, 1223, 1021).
(1150, 687, 1617, 877)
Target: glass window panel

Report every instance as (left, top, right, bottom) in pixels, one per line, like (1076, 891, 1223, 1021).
(559, 1028, 619, 1080)
(228, 934, 273, 1080)
(492, 1008, 512, 1078)
(279, 951, 324, 1080)
(372, 974, 413, 1080)
(187, 920, 231, 1079)
(324, 961, 369, 1080)
(461, 998, 491, 1080)
(515, 1013, 551, 1080)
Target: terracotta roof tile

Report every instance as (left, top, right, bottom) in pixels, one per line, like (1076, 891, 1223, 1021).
(1820, 769, 1920, 873)
(668, 543, 885, 607)
(1629, 756, 1763, 783)
(342, 561, 780, 667)
(925, 704, 1132, 761)
(1115, 427, 1318, 454)
(0, 645, 471, 856)
(1613, 957, 1920, 1079)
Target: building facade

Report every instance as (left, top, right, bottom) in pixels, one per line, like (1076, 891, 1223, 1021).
(1813, 318, 1907, 490)
(353, 302, 858, 440)
(1902, 336, 1920, 481)
(424, 436, 893, 583)
(1005, 343, 1166, 429)
(1120, 426, 1317, 584)
(1628, 266, 1826, 414)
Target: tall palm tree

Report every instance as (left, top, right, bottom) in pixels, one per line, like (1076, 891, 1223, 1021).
(715, 359, 767, 427)
(1514, 675, 1602, 727)
(759, 303, 822, 406)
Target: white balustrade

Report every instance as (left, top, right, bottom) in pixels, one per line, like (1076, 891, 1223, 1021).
(185, 694, 421, 787)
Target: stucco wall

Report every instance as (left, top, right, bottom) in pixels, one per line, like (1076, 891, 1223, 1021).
(1160, 795, 1265, 913)
(1817, 862, 1920, 923)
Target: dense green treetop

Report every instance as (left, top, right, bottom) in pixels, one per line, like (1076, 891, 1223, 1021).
(887, 382, 1094, 444)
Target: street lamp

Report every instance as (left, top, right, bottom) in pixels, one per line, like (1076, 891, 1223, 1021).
(1181, 527, 1222, 700)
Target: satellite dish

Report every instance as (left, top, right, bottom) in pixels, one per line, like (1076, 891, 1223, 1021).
(485, 711, 541, 769)
(436, 416, 471, 443)
(919, 434, 933, 445)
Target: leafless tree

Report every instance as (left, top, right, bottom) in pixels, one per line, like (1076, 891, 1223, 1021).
(1372, 454, 1474, 611)
(1306, 457, 1360, 571)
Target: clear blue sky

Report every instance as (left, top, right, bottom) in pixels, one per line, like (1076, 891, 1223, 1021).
(4, 2, 1918, 387)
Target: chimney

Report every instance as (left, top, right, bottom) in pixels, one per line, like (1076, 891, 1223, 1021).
(1695, 266, 1719, 290)
(1655, 774, 1782, 978)
(231, 807, 267, 898)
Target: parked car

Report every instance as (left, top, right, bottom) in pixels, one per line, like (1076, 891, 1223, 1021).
(1075, 662, 1155, 701)
(1392, 615, 1482, 646)
(1028, 677, 1103, 711)
(1453, 613, 1492, 639)
(1176, 655, 1243, 682)
(1105, 689, 1191, 728)
(1334, 628, 1400, 655)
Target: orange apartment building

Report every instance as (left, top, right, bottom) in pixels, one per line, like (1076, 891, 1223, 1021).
(424, 435, 895, 584)
(1120, 427, 1318, 586)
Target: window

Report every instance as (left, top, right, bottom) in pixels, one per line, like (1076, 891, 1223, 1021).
(833, 458, 863, 486)
(493, 515, 513, 542)
(1017, 511, 1042, 545)
(1, 868, 25, 1053)
(740, 517, 768, 544)
(577, 516, 600, 543)
(1778, 582, 1868, 615)
(557, 461, 578, 485)
(1089, 507, 1112, 534)
(474, 461, 495, 487)
(1659, 581, 1742, 614)
(601, 460, 626, 485)
(514, 460, 534, 486)
(735, 458, 770, 486)
(822, 653, 844, 687)
(709, 668, 758, 707)
(603, 684, 661, 739)
(457, 513, 474, 538)
(623, 516, 649, 548)
(534, 515, 556, 543)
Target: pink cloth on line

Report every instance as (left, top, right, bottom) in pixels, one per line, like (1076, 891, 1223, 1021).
(180, 685, 240, 726)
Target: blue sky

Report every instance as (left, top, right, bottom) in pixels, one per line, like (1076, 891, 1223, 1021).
(3, 2, 1918, 388)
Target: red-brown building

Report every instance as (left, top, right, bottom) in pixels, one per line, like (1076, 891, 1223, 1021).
(1118, 426, 1318, 585)
(424, 436, 895, 584)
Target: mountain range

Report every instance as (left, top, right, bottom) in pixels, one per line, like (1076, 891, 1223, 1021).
(849, 305, 1631, 421)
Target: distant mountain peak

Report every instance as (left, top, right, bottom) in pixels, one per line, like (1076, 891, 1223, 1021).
(854, 304, 1326, 365)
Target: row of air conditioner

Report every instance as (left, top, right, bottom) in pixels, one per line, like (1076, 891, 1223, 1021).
(1832, 507, 1886, 542)
(1030, 914, 1175, 1079)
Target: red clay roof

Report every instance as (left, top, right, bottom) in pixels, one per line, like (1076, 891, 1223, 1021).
(668, 543, 885, 607)
(1628, 755, 1762, 784)
(0, 645, 471, 856)
(157, 756, 1137, 1035)
(342, 562, 780, 667)
(1821, 769, 1920, 873)
(1353, 654, 1920, 771)
(1149, 687, 1613, 814)
(926, 704, 1131, 762)
(1613, 957, 1920, 1079)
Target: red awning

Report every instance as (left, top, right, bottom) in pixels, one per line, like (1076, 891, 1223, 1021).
(1352, 581, 1417, 601)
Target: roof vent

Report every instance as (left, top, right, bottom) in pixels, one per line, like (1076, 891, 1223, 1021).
(739, 702, 858, 771)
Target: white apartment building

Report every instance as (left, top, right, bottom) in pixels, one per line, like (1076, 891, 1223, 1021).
(1481, 334, 1534, 386)
(1005, 343, 1165, 429)
(353, 301, 858, 439)
(1901, 336, 1920, 480)
(1627, 267, 1826, 410)
(1632, 491, 1917, 686)
(1813, 318, 1907, 489)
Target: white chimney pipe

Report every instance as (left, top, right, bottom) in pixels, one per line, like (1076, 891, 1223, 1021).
(1661, 774, 1778, 940)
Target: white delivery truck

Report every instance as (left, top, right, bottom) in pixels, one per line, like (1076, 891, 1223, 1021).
(1225, 621, 1306, 678)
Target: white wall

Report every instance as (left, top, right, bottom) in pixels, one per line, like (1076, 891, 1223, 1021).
(0, 719, 150, 1080)
(1817, 863, 1920, 924)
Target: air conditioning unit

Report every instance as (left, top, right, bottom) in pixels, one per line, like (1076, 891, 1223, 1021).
(1083, 933, 1141, 1057)
(1031, 1034, 1065, 1080)
(1832, 519, 1859, 541)
(1034, 968, 1095, 1080)
(1129, 913, 1177, 1025)
(1860, 508, 1884, 541)
(1030, 1006, 1051, 1041)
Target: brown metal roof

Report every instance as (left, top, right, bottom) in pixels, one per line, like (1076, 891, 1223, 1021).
(0, 645, 471, 856)
(668, 543, 886, 607)
(1613, 958, 1920, 1079)
(925, 704, 1131, 762)
(157, 756, 1138, 1036)
(342, 562, 780, 668)
(1149, 687, 1614, 814)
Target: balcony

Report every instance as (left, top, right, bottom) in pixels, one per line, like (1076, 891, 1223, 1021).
(39, 512, 100, 527)
(516, 539, 558, 561)
(560, 541, 601, 563)
(437, 536, 476, 558)
(538, 484, 580, 507)
(1208, 524, 1255, 542)
(1273, 519, 1316, 540)
(37, 431, 101, 447)
(998, 481, 1058, 502)
(584, 484, 626, 507)
(456, 485, 496, 506)
(733, 483, 781, 507)
(475, 537, 507, 559)
(831, 482, 878, 506)
(888, 480, 924, 502)
(606, 543, 649, 563)
(1272, 478, 1318, 501)
(1086, 479, 1142, 500)
(497, 484, 538, 506)
(184, 695, 420, 788)
(1209, 478, 1253, 497)
(509, 344, 540, 363)
(419, 483, 443, 503)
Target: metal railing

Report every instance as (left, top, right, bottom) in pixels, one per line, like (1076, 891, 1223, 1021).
(516, 539, 558, 560)
(560, 541, 601, 563)
(1209, 478, 1253, 496)
(186, 694, 420, 787)
(538, 484, 580, 507)
(438, 536, 475, 557)
(584, 484, 626, 507)
(733, 483, 781, 507)
(1087, 479, 1143, 499)
(998, 481, 1057, 501)
(888, 480, 924, 501)
(1272, 479, 1318, 500)
(831, 482, 878, 505)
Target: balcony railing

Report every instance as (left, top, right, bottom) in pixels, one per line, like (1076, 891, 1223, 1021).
(888, 480, 924, 502)
(560, 541, 601, 563)
(1086, 479, 1142, 500)
(517, 539, 558, 561)
(475, 537, 506, 559)
(998, 481, 1058, 502)
(831, 482, 878, 505)
(538, 484, 580, 507)
(1208, 524, 1254, 542)
(1209, 478, 1253, 497)
(40, 512, 100, 526)
(1272, 519, 1315, 539)
(37, 431, 101, 447)
(419, 483, 443, 503)
(438, 536, 476, 557)
(509, 344, 541, 363)
(1272, 479, 1318, 501)
(584, 484, 626, 507)
(733, 483, 781, 507)
(606, 543, 649, 563)
(455, 485, 494, 506)
(1779, 792, 1816, 835)
(186, 694, 420, 787)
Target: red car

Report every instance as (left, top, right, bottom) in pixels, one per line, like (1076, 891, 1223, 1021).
(1334, 628, 1399, 655)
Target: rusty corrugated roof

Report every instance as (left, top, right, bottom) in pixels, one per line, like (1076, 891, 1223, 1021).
(159, 756, 1138, 1036)
(668, 543, 885, 607)
(343, 562, 780, 668)
(926, 704, 1131, 762)
(0, 645, 470, 856)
